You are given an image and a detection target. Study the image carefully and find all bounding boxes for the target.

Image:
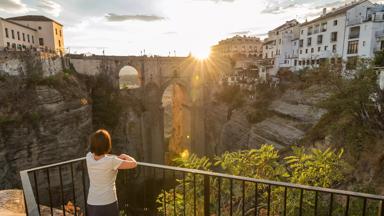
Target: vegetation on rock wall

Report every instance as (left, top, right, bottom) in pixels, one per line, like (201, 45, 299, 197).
(247, 83, 282, 123)
(214, 85, 245, 120)
(304, 57, 384, 155)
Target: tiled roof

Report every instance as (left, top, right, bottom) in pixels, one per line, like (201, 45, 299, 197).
(6, 15, 63, 26)
(301, 0, 368, 26)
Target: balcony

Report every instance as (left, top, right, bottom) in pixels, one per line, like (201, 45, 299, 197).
(21, 158, 384, 216)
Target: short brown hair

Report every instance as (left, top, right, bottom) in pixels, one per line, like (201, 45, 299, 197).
(90, 129, 112, 156)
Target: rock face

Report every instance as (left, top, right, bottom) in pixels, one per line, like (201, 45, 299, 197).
(0, 73, 92, 189)
(206, 85, 330, 153)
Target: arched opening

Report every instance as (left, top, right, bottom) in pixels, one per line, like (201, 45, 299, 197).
(162, 82, 191, 162)
(119, 66, 141, 89)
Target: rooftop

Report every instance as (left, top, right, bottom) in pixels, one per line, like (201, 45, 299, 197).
(301, 0, 369, 26)
(0, 17, 37, 31)
(7, 15, 63, 26)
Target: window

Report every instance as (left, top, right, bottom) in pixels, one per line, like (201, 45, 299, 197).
(331, 32, 338, 42)
(314, 24, 320, 34)
(55, 28, 58, 35)
(311, 48, 314, 53)
(11, 30, 14, 39)
(321, 22, 327, 32)
(299, 39, 304, 48)
(332, 44, 337, 53)
(347, 40, 359, 54)
(300, 50, 303, 54)
(6, 42, 10, 47)
(294, 60, 297, 66)
(58, 40, 61, 47)
(317, 35, 323, 44)
(307, 37, 312, 46)
(324, 46, 328, 50)
(349, 26, 360, 39)
(318, 47, 321, 52)
(38, 26, 42, 30)
(32, 36, 34, 44)
(39, 38, 44, 46)
(17, 31, 20, 40)
(381, 41, 384, 50)
(308, 26, 313, 35)
(363, 41, 365, 46)
(60, 30, 62, 36)
(5, 28, 8, 38)
(333, 20, 338, 26)
(22, 33, 25, 41)
(301, 30, 304, 35)
(305, 49, 308, 53)
(27, 34, 30, 43)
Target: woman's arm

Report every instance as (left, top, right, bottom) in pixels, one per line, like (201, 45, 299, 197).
(117, 154, 137, 169)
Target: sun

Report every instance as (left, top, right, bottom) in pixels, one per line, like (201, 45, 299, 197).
(192, 47, 211, 60)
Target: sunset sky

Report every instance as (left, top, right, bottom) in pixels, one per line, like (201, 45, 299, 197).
(1, 0, 383, 56)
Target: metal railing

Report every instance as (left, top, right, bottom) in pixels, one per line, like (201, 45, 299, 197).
(21, 157, 384, 216)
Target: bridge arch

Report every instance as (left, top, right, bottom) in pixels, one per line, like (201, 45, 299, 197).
(118, 65, 141, 89)
(160, 78, 192, 162)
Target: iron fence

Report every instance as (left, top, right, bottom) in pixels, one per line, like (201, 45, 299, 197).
(20, 157, 384, 216)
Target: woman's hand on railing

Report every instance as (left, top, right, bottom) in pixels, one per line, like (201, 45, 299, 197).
(117, 154, 137, 169)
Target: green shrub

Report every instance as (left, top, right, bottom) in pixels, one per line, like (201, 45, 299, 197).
(157, 145, 348, 215)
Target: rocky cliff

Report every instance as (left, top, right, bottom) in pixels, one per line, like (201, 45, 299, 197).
(206, 85, 330, 155)
(0, 71, 92, 189)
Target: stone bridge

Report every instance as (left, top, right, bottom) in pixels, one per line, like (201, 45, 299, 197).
(68, 54, 207, 164)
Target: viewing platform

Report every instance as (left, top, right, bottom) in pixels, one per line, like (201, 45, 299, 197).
(20, 158, 384, 216)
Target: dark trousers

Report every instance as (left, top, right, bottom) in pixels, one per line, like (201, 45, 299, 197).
(87, 201, 119, 216)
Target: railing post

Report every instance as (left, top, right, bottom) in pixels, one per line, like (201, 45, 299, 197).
(204, 175, 210, 216)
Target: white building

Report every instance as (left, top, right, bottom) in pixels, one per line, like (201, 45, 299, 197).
(0, 15, 64, 55)
(262, 19, 300, 76)
(296, 0, 383, 70)
(343, 2, 384, 69)
(0, 18, 38, 51)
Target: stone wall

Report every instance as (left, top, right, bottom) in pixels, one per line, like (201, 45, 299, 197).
(0, 51, 64, 77)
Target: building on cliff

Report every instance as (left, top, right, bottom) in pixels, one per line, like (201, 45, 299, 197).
(211, 35, 263, 58)
(0, 15, 64, 55)
(262, 19, 300, 76)
(260, 0, 384, 77)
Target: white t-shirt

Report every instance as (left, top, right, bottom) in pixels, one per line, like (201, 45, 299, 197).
(86, 152, 124, 205)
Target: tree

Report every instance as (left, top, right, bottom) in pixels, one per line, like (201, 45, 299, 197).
(215, 85, 245, 120)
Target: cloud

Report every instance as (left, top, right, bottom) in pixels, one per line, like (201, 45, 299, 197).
(0, 0, 29, 13)
(105, 13, 165, 22)
(229, 30, 250, 35)
(261, 0, 344, 14)
(38, 0, 61, 17)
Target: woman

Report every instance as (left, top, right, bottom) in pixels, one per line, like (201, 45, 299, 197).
(86, 129, 137, 216)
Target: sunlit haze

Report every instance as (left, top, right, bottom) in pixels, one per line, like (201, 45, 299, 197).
(1, 0, 383, 56)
